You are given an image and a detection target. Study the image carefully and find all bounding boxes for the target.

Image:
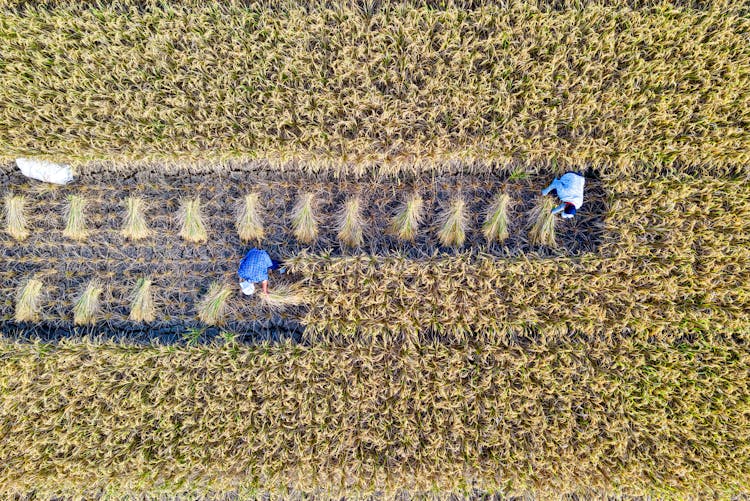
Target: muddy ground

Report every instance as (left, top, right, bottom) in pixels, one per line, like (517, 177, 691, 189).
(0, 167, 606, 341)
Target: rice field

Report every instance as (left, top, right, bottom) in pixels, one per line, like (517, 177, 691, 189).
(1, 0, 749, 498)
(1, 337, 748, 499)
(0, 0, 748, 175)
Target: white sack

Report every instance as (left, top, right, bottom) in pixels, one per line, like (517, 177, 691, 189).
(16, 157, 74, 185)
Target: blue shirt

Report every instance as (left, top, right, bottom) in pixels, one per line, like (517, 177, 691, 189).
(238, 249, 273, 283)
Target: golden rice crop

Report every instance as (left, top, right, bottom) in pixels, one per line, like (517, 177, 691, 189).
(14, 278, 43, 322)
(289, 176, 750, 341)
(236, 193, 264, 243)
(482, 193, 511, 243)
(336, 196, 364, 248)
(3, 194, 29, 241)
(197, 282, 233, 325)
(128, 278, 154, 323)
(63, 195, 88, 241)
(72, 280, 102, 326)
(390, 192, 424, 241)
(437, 197, 468, 247)
(289, 251, 745, 341)
(1, 2, 747, 176)
(121, 196, 150, 241)
(528, 197, 557, 247)
(0, 337, 747, 499)
(291, 193, 319, 244)
(178, 198, 208, 244)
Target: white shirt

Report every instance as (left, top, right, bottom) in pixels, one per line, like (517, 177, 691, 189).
(548, 173, 585, 209)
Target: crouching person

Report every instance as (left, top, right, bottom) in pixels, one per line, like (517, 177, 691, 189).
(541, 172, 585, 219)
(238, 248, 281, 296)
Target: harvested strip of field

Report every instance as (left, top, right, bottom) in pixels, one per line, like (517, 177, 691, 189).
(0, 170, 606, 333)
(0, 168, 606, 257)
(1, 1, 748, 175)
(0, 337, 748, 498)
(1, 172, 746, 337)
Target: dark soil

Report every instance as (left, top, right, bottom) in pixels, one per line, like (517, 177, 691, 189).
(2, 319, 303, 345)
(0, 166, 607, 342)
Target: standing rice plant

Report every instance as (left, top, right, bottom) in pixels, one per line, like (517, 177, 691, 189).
(236, 193, 264, 243)
(259, 284, 307, 311)
(121, 197, 151, 241)
(4, 194, 30, 241)
(178, 198, 208, 244)
(336, 196, 364, 248)
(528, 197, 557, 247)
(198, 282, 233, 326)
(291, 193, 319, 244)
(15, 278, 43, 322)
(483, 193, 511, 243)
(73, 280, 102, 326)
(63, 195, 88, 241)
(390, 193, 424, 241)
(437, 197, 468, 247)
(129, 278, 155, 323)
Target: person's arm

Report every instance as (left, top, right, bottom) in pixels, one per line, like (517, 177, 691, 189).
(550, 202, 566, 215)
(541, 179, 559, 196)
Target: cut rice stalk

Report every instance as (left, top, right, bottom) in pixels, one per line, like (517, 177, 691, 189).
(4, 194, 30, 241)
(129, 278, 155, 323)
(73, 280, 103, 326)
(179, 198, 208, 243)
(483, 193, 511, 243)
(236, 193, 265, 243)
(336, 196, 364, 248)
(437, 197, 468, 247)
(291, 193, 319, 244)
(197, 282, 233, 326)
(15, 278, 43, 322)
(259, 284, 306, 310)
(63, 195, 88, 241)
(121, 197, 151, 241)
(390, 192, 424, 241)
(528, 197, 557, 247)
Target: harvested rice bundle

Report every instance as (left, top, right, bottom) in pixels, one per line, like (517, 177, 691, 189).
(179, 198, 208, 243)
(4, 194, 30, 241)
(63, 195, 88, 241)
(528, 197, 557, 247)
(437, 197, 468, 247)
(15, 278, 43, 322)
(236, 193, 265, 243)
(292, 193, 319, 244)
(129, 278, 155, 323)
(483, 193, 511, 243)
(259, 284, 306, 310)
(197, 282, 233, 325)
(121, 197, 151, 241)
(390, 192, 424, 241)
(73, 280, 102, 326)
(336, 196, 364, 248)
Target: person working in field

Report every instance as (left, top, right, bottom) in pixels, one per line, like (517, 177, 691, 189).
(541, 172, 585, 219)
(238, 248, 282, 296)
